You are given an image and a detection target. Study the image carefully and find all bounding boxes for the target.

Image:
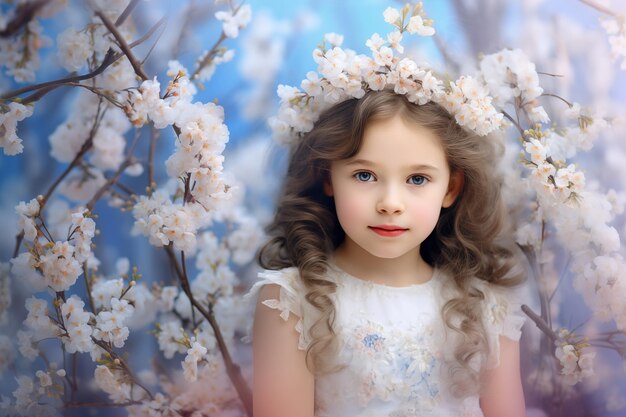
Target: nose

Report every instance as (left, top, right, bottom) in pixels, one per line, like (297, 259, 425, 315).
(376, 186, 404, 214)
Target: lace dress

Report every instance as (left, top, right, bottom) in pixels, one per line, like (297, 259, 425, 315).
(244, 265, 527, 417)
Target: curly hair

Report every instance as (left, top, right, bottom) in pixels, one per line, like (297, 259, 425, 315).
(257, 89, 525, 396)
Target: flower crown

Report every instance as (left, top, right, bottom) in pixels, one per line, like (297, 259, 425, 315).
(269, 3, 504, 145)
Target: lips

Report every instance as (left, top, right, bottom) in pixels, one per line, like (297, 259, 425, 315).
(369, 225, 408, 237)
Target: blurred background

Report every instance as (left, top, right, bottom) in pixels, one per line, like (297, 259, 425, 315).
(1, 0, 625, 416)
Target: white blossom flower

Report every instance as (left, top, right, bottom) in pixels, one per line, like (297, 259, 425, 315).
(181, 341, 207, 382)
(94, 365, 132, 403)
(383, 7, 401, 26)
(406, 15, 435, 36)
(365, 33, 385, 51)
(92, 278, 124, 309)
(324, 32, 344, 47)
(157, 319, 187, 359)
(15, 197, 40, 241)
(17, 330, 39, 361)
(0, 102, 33, 155)
(57, 28, 92, 72)
(24, 297, 58, 335)
(40, 241, 82, 292)
(215, 4, 252, 39)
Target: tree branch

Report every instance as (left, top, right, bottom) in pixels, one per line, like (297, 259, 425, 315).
(0, 0, 50, 38)
(1, 49, 117, 101)
(92, 338, 154, 400)
(95, 10, 149, 81)
(115, 0, 141, 26)
(522, 304, 558, 343)
(163, 245, 253, 417)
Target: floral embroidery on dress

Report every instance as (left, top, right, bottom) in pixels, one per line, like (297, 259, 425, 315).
(341, 317, 444, 410)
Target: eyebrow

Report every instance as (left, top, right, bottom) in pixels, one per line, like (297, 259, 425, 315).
(345, 159, 440, 171)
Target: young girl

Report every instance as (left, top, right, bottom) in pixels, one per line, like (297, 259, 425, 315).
(246, 88, 528, 417)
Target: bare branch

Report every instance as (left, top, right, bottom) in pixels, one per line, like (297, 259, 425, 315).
(95, 10, 149, 81)
(148, 127, 159, 191)
(522, 304, 559, 342)
(115, 0, 141, 26)
(1, 15, 165, 103)
(1, 49, 117, 101)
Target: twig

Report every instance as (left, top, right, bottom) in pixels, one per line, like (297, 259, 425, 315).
(148, 127, 159, 190)
(2, 14, 165, 102)
(1, 49, 117, 101)
(579, 0, 618, 16)
(521, 304, 558, 342)
(502, 110, 527, 139)
(190, 32, 227, 80)
(95, 10, 149, 81)
(64, 401, 144, 408)
(541, 93, 573, 108)
(115, 0, 141, 26)
(129, 16, 168, 50)
(13, 232, 24, 258)
(537, 71, 564, 78)
(92, 338, 154, 400)
(83, 262, 97, 314)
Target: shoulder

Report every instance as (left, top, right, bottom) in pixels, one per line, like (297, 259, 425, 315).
(471, 277, 530, 369)
(244, 267, 311, 351)
(472, 277, 529, 338)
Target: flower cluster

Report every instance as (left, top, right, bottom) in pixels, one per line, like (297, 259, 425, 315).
(127, 61, 232, 206)
(60, 295, 94, 354)
(13, 206, 97, 293)
(94, 364, 133, 403)
(0, 20, 49, 82)
(49, 92, 131, 173)
(269, 3, 504, 145)
(131, 189, 209, 254)
(479, 48, 547, 123)
(554, 330, 596, 386)
(0, 101, 34, 156)
(216, 4, 253, 39)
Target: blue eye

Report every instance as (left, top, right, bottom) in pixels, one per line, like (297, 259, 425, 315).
(355, 172, 374, 182)
(408, 175, 428, 186)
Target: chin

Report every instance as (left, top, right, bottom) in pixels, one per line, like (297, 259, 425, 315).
(365, 249, 413, 260)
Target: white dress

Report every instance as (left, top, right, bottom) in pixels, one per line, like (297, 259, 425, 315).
(244, 264, 527, 417)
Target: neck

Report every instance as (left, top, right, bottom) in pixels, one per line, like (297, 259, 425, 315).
(332, 239, 433, 286)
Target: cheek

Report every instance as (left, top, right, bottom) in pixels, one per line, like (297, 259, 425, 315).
(408, 199, 443, 226)
(333, 189, 367, 227)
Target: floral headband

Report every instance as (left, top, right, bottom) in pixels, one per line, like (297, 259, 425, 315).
(269, 3, 504, 145)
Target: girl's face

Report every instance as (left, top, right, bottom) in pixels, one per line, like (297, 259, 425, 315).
(325, 114, 461, 264)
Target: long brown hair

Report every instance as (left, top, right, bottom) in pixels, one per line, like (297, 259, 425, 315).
(258, 89, 524, 395)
